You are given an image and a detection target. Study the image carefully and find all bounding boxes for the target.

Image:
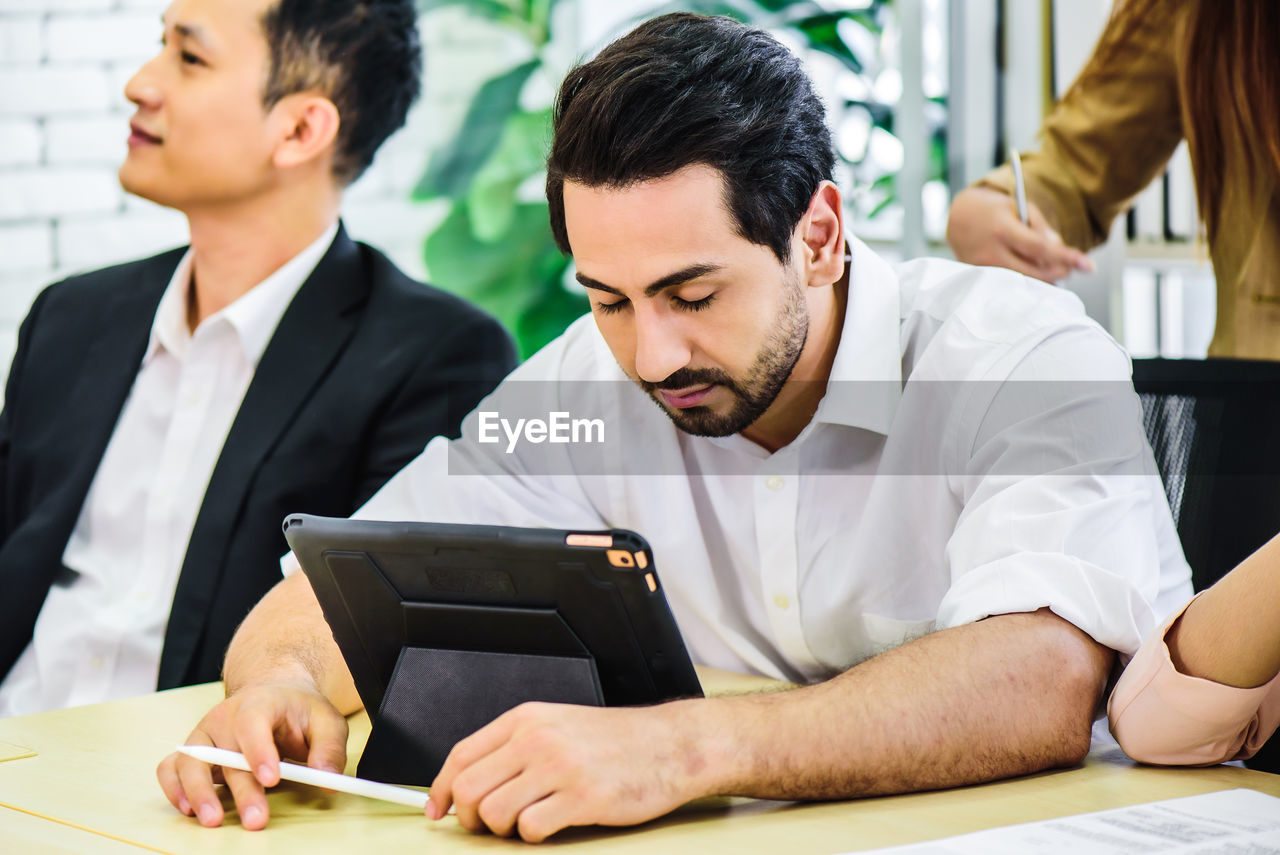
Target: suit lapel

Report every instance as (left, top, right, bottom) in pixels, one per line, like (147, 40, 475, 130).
(159, 226, 369, 687)
(51, 260, 173, 554)
(0, 257, 173, 675)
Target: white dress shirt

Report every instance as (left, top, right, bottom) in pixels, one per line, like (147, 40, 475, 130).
(0, 222, 338, 717)
(293, 237, 1192, 684)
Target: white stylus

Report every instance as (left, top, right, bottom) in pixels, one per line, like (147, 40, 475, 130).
(176, 745, 429, 810)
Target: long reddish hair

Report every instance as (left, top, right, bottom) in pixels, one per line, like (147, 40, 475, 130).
(1071, 0, 1280, 240)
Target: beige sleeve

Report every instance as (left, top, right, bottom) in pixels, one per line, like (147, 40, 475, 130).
(976, 13, 1185, 251)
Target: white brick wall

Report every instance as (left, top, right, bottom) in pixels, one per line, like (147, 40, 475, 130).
(0, 120, 41, 165)
(0, 168, 123, 218)
(0, 2, 508, 387)
(0, 224, 54, 272)
(0, 16, 43, 65)
(0, 67, 114, 114)
(46, 13, 157, 62)
(46, 116, 128, 164)
(0, 0, 112, 10)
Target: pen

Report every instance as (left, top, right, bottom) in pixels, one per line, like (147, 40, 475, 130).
(175, 745, 429, 810)
(1009, 147, 1029, 226)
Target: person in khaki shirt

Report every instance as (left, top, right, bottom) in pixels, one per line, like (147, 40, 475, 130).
(947, 0, 1280, 360)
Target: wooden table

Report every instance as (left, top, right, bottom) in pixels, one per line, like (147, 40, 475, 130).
(0, 668, 1276, 853)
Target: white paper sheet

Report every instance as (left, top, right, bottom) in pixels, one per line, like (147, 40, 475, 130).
(841, 788, 1280, 854)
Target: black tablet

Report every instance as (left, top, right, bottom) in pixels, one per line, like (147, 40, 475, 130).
(282, 514, 703, 784)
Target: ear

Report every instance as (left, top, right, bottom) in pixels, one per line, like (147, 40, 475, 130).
(270, 93, 341, 173)
(797, 180, 845, 289)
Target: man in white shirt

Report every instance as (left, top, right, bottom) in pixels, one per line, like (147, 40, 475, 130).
(0, 0, 515, 717)
(159, 13, 1192, 839)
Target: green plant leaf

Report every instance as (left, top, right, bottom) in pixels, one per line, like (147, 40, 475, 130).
(632, 2, 880, 72)
(866, 174, 897, 219)
(928, 131, 948, 184)
(465, 177, 521, 243)
(526, 0, 568, 44)
(793, 12, 864, 74)
(414, 59, 540, 200)
(478, 109, 553, 185)
(418, 0, 911, 359)
(415, 0, 511, 19)
(517, 269, 587, 354)
(639, 0, 769, 25)
(425, 200, 584, 356)
(464, 108, 552, 242)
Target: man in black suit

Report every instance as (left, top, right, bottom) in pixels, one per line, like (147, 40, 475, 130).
(0, 0, 516, 716)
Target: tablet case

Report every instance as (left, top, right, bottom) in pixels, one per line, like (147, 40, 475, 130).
(283, 514, 703, 784)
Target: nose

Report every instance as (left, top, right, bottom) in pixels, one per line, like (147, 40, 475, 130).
(632, 308, 692, 385)
(124, 55, 163, 110)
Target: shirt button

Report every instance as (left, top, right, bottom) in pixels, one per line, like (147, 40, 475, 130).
(765, 475, 784, 491)
(773, 594, 790, 610)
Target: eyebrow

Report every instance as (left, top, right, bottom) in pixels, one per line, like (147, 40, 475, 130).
(576, 262, 723, 298)
(168, 20, 215, 52)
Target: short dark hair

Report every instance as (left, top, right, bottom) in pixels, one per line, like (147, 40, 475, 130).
(546, 13, 835, 262)
(261, 0, 422, 184)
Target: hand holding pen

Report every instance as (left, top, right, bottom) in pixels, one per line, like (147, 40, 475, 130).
(945, 148, 1094, 283)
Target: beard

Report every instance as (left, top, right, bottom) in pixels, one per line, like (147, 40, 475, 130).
(638, 272, 809, 437)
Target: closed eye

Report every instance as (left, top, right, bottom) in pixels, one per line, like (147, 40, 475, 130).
(160, 34, 206, 66)
(594, 298, 630, 316)
(162, 33, 207, 66)
(673, 294, 715, 312)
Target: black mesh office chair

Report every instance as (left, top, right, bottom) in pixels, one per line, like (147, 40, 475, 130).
(1132, 357, 1280, 774)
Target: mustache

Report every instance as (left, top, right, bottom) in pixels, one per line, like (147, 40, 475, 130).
(639, 367, 739, 395)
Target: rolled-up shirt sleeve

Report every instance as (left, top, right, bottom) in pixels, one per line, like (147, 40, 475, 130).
(1108, 594, 1280, 765)
(936, 323, 1192, 656)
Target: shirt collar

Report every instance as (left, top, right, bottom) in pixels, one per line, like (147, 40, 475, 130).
(147, 250, 194, 364)
(810, 234, 903, 436)
(144, 220, 339, 367)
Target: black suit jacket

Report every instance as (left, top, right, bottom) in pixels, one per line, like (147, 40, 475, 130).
(0, 225, 517, 689)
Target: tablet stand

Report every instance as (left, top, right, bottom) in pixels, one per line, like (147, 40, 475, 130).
(357, 646, 604, 785)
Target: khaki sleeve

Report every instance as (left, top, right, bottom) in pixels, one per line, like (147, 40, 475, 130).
(976, 14, 1185, 251)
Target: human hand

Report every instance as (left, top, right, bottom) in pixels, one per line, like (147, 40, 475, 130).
(426, 700, 707, 842)
(947, 185, 1094, 283)
(155, 683, 349, 831)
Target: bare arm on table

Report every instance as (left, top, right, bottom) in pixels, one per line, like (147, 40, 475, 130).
(159, 587, 1110, 840)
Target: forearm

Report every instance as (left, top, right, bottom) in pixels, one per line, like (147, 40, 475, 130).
(221, 571, 361, 714)
(1167, 534, 1280, 689)
(677, 609, 1111, 800)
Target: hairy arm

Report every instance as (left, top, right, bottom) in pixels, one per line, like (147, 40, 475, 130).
(427, 608, 1112, 841)
(699, 609, 1109, 798)
(163, 573, 1111, 838)
(221, 571, 359, 710)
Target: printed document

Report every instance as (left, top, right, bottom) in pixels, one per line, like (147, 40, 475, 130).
(842, 788, 1280, 854)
